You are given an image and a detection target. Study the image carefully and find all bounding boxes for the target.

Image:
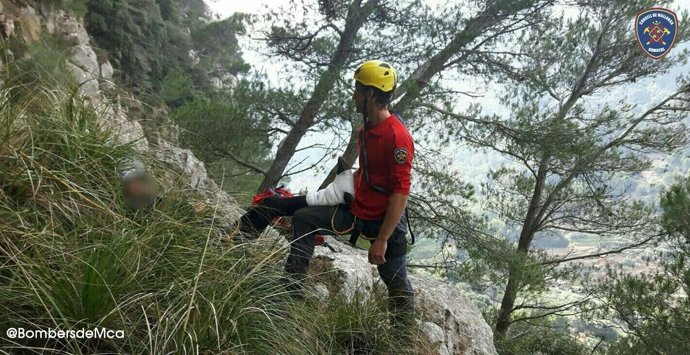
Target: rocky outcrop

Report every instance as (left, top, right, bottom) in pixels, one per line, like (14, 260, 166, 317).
(48, 10, 100, 97)
(43, 7, 149, 150)
(0, 5, 15, 38)
(155, 139, 243, 222)
(92, 99, 149, 151)
(2, 1, 240, 216)
(410, 275, 498, 355)
(313, 238, 498, 355)
(210, 72, 238, 93)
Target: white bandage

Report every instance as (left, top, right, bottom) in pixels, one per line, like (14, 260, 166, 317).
(306, 169, 355, 206)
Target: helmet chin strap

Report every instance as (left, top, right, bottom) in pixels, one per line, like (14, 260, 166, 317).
(362, 95, 370, 129)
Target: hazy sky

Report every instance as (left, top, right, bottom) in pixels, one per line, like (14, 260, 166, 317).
(209, 0, 690, 17)
(206, 0, 690, 193)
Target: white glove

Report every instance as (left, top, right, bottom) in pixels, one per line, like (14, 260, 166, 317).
(306, 169, 355, 206)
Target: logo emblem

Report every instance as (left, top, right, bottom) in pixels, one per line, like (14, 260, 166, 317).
(635, 8, 678, 60)
(394, 148, 408, 165)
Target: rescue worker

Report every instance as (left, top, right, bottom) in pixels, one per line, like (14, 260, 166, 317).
(283, 60, 415, 323)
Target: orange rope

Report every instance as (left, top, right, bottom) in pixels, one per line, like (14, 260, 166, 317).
(330, 205, 355, 235)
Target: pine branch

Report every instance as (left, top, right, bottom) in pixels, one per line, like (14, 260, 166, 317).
(177, 128, 268, 176)
(539, 232, 663, 266)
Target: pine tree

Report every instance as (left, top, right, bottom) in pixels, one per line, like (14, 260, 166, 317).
(255, 0, 555, 192)
(419, 0, 689, 339)
(595, 175, 690, 354)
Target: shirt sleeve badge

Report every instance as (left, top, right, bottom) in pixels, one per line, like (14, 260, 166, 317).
(394, 148, 408, 165)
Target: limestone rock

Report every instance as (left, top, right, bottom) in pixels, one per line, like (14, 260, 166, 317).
(0, 14, 15, 38)
(101, 62, 114, 80)
(209, 73, 238, 92)
(48, 10, 83, 46)
(257, 227, 290, 251)
(313, 239, 498, 355)
(311, 282, 330, 303)
(65, 61, 99, 97)
(411, 274, 497, 355)
(154, 139, 243, 224)
(222, 73, 238, 87)
(89, 98, 149, 151)
(69, 44, 99, 76)
(313, 240, 379, 300)
(38, 9, 100, 96)
(210, 77, 223, 90)
(100, 62, 115, 90)
(421, 321, 452, 355)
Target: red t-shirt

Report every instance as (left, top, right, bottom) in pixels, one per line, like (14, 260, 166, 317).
(350, 114, 414, 220)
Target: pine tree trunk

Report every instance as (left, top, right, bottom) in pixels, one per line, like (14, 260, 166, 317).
(257, 0, 379, 193)
(495, 269, 520, 337)
(318, 123, 359, 190)
(495, 155, 549, 338)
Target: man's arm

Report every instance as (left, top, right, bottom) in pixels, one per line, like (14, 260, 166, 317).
(305, 169, 354, 206)
(368, 128, 413, 265)
(368, 192, 408, 265)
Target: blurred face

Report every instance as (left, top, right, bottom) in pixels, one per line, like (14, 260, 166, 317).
(123, 178, 156, 210)
(353, 83, 368, 114)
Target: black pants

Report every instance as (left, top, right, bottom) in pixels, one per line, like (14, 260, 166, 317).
(285, 205, 415, 320)
(238, 196, 308, 234)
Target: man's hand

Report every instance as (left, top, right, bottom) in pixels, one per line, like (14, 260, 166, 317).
(368, 238, 387, 265)
(367, 192, 407, 266)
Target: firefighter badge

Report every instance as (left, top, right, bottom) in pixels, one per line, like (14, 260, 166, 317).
(394, 148, 408, 165)
(635, 8, 678, 60)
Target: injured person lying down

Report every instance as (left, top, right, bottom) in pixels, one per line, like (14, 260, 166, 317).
(238, 165, 356, 236)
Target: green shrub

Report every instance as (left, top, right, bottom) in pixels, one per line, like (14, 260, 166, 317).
(495, 327, 589, 355)
(159, 69, 197, 107)
(172, 89, 273, 201)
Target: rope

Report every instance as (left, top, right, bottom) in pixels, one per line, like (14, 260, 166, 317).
(330, 205, 355, 235)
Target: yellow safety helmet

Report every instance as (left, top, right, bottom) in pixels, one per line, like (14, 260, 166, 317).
(353, 60, 398, 93)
